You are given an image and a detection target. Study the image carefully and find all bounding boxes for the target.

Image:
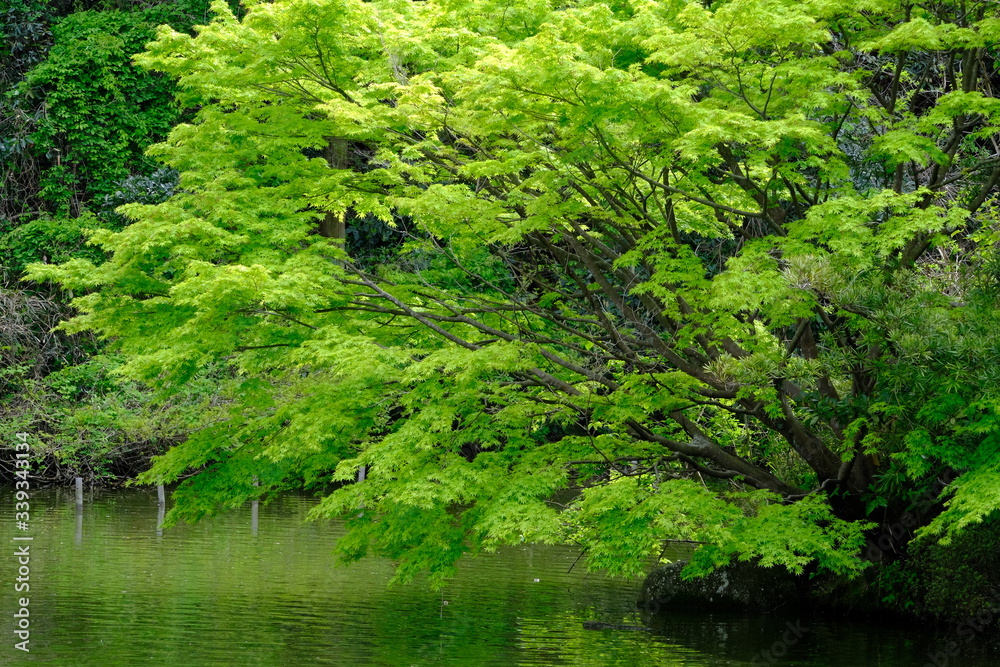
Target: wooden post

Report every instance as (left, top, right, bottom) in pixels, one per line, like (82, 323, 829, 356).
(251, 477, 259, 536)
(75, 507, 83, 546)
(156, 503, 165, 539)
(74, 478, 83, 545)
(156, 480, 165, 537)
(357, 466, 366, 518)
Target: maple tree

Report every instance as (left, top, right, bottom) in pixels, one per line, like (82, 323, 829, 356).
(30, 0, 1000, 583)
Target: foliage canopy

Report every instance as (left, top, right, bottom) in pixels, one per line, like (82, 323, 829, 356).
(30, 0, 1000, 583)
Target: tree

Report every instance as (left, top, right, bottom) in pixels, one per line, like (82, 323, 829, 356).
(0, 1, 235, 222)
(30, 0, 1000, 584)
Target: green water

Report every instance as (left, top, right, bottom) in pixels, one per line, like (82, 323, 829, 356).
(0, 488, 995, 666)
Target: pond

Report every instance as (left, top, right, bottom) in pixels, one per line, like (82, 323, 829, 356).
(0, 488, 996, 665)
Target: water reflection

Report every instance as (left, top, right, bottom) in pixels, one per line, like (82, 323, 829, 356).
(75, 503, 82, 546)
(0, 489, 995, 666)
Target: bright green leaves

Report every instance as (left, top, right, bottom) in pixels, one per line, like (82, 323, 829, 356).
(921, 461, 1000, 545)
(858, 8, 1000, 53)
(788, 188, 965, 263)
(684, 492, 873, 578)
(569, 476, 698, 579)
(643, 0, 848, 126)
(27, 0, 1000, 588)
(136, 0, 384, 109)
(569, 478, 871, 579)
(710, 240, 815, 328)
(864, 16, 947, 52)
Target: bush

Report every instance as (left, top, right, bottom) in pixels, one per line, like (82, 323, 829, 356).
(0, 355, 231, 483)
(909, 517, 1000, 622)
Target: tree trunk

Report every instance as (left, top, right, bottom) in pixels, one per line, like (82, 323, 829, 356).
(319, 137, 348, 240)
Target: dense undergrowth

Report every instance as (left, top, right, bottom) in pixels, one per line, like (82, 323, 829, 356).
(0, 0, 238, 481)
